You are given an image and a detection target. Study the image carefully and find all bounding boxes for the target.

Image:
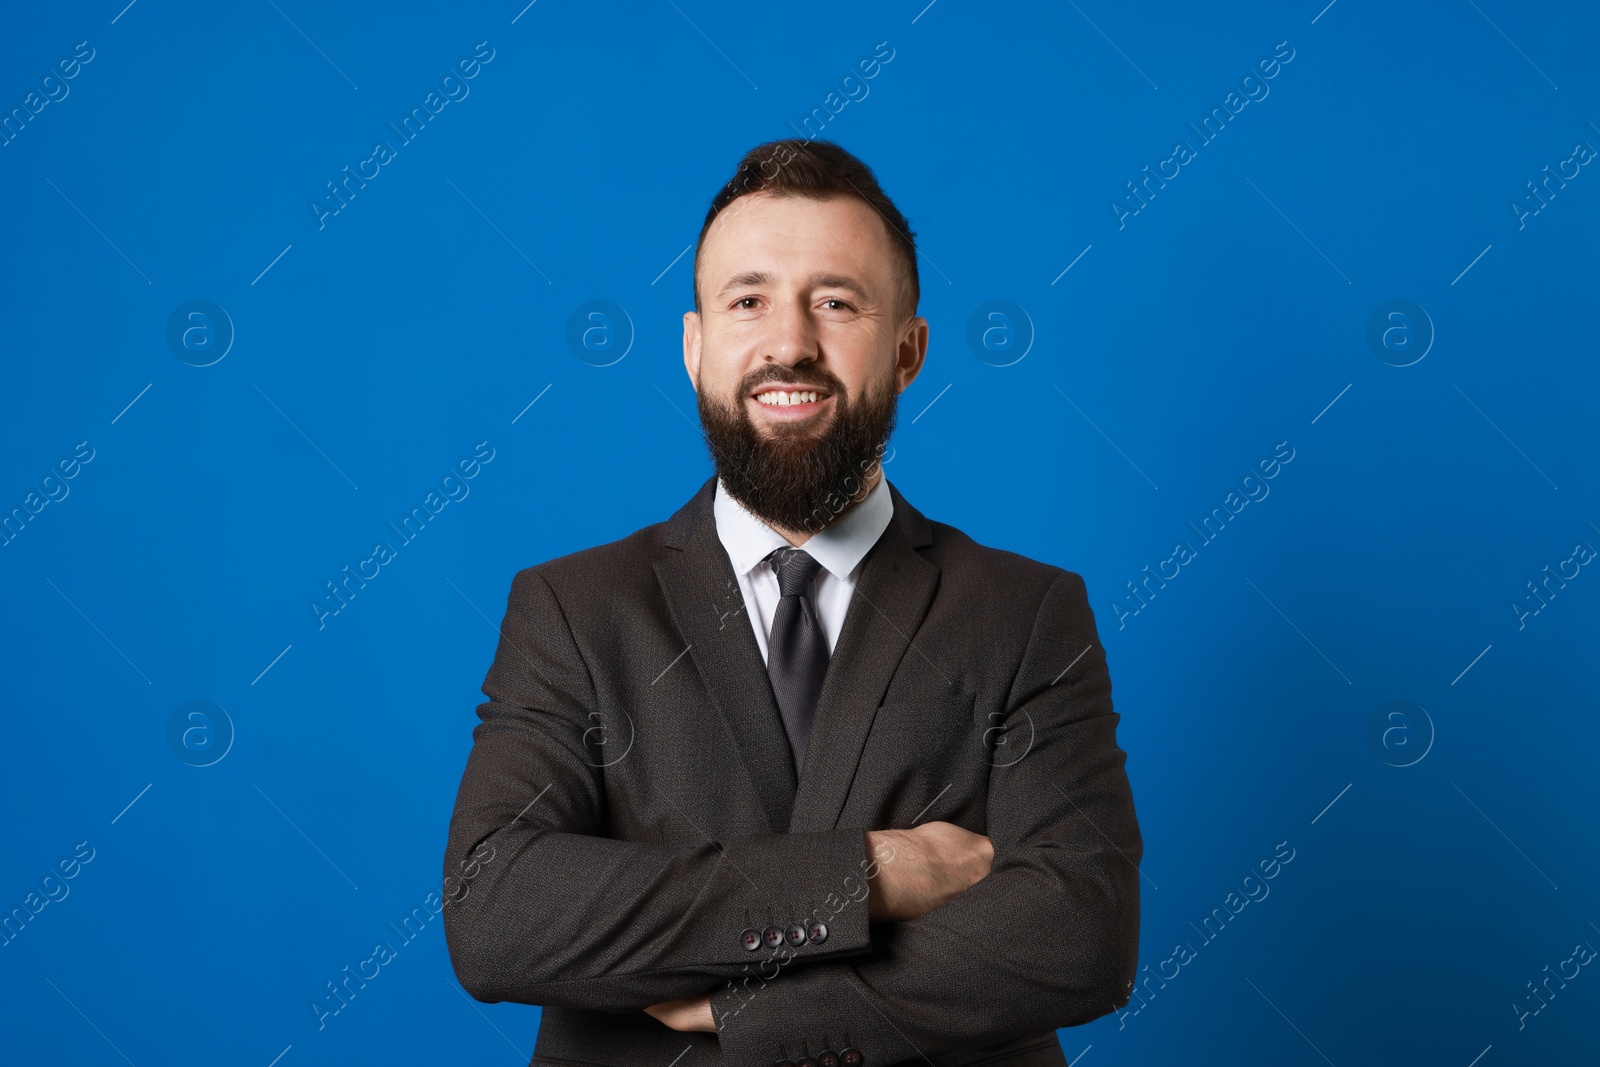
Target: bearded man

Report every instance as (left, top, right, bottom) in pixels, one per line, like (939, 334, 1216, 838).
(443, 139, 1142, 1067)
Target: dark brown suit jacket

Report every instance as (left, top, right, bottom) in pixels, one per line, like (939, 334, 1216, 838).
(443, 476, 1141, 1067)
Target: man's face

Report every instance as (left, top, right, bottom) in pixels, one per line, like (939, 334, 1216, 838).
(683, 191, 927, 538)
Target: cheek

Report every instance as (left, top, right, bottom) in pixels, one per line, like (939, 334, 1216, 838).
(703, 336, 766, 385)
(838, 340, 898, 395)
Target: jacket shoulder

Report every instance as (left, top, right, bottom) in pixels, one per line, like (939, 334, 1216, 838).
(923, 516, 1087, 604)
(507, 516, 673, 600)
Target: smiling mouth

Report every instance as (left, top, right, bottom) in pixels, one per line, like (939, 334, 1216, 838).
(748, 387, 833, 425)
(750, 386, 832, 409)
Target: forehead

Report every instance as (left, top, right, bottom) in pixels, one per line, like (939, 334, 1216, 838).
(700, 192, 895, 287)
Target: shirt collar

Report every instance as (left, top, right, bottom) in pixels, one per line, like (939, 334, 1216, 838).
(713, 473, 895, 582)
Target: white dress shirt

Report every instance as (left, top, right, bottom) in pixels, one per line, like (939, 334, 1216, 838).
(712, 474, 895, 664)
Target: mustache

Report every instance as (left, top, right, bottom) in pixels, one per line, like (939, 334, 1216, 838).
(741, 368, 844, 395)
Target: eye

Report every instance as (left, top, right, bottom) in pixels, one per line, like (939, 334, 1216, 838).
(821, 298, 854, 311)
(733, 297, 760, 310)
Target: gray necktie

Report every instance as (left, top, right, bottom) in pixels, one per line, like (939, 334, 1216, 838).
(765, 547, 828, 776)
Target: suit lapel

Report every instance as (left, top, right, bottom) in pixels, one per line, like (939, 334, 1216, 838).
(788, 484, 938, 833)
(653, 476, 939, 836)
(655, 477, 798, 832)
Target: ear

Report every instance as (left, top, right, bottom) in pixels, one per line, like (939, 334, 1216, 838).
(682, 309, 702, 393)
(893, 315, 929, 393)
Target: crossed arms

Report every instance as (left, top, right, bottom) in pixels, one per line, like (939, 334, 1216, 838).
(443, 566, 1141, 1063)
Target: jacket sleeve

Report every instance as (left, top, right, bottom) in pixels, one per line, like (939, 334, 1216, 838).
(711, 569, 1143, 1065)
(442, 566, 876, 1013)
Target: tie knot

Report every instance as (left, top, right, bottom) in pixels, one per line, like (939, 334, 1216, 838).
(768, 547, 823, 597)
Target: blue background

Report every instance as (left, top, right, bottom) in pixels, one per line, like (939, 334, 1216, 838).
(3, 1, 1596, 1064)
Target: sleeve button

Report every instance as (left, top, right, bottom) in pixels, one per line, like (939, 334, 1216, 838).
(806, 920, 829, 944)
(762, 925, 785, 950)
(740, 928, 762, 951)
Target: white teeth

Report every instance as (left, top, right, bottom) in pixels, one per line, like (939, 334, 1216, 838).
(755, 390, 820, 407)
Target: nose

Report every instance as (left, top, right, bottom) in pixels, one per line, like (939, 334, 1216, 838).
(763, 294, 819, 368)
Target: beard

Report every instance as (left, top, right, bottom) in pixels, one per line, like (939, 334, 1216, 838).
(697, 363, 898, 536)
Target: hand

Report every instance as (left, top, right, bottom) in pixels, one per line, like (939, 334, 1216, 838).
(865, 820, 994, 922)
(643, 991, 717, 1033)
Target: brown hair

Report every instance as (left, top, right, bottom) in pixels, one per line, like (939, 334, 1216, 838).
(693, 139, 920, 325)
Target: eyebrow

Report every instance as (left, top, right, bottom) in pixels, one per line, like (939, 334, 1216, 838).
(715, 270, 874, 304)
